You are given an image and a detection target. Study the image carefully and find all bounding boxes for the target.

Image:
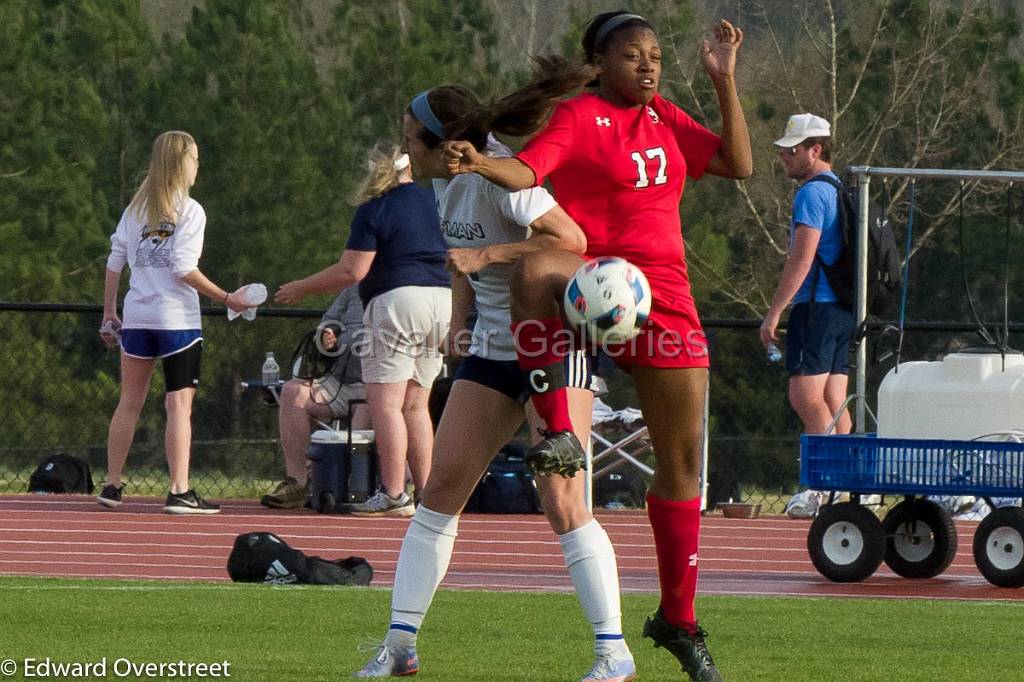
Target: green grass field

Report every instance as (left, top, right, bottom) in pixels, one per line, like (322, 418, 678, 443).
(2, 577, 1022, 681)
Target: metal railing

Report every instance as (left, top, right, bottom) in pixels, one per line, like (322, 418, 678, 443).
(847, 166, 1024, 432)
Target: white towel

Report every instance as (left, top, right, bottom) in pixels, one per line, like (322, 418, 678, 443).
(227, 283, 267, 321)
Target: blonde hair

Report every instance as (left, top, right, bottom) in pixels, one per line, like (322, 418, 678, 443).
(127, 131, 197, 228)
(349, 143, 406, 206)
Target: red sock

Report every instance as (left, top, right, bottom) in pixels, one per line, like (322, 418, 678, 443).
(512, 317, 573, 433)
(646, 492, 702, 629)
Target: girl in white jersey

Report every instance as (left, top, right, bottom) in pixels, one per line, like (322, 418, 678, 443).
(97, 131, 249, 515)
(354, 88, 635, 682)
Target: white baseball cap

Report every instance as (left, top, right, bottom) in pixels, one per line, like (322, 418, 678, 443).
(774, 113, 831, 147)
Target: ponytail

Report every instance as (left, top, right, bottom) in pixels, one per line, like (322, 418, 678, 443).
(456, 56, 596, 140)
(349, 143, 406, 206)
(413, 57, 595, 152)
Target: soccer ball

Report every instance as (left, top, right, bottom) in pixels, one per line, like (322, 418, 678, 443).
(563, 257, 652, 344)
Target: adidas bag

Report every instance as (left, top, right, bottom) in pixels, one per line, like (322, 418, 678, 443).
(807, 175, 902, 316)
(226, 532, 373, 586)
(28, 454, 94, 494)
(464, 442, 542, 514)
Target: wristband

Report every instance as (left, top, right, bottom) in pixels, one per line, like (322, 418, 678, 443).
(223, 292, 229, 305)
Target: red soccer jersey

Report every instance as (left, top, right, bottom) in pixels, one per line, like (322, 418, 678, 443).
(517, 92, 720, 298)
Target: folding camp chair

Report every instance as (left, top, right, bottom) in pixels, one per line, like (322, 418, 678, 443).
(585, 394, 709, 512)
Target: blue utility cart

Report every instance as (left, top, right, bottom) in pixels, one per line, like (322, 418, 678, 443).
(800, 433, 1024, 587)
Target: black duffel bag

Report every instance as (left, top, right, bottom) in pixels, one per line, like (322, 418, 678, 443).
(465, 442, 542, 514)
(227, 532, 373, 586)
(594, 470, 648, 509)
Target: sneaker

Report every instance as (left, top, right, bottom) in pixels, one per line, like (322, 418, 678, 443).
(350, 490, 415, 518)
(163, 490, 221, 515)
(525, 430, 587, 477)
(97, 483, 124, 509)
(784, 489, 823, 518)
(260, 478, 308, 509)
(581, 655, 637, 682)
(643, 608, 721, 681)
(353, 643, 419, 677)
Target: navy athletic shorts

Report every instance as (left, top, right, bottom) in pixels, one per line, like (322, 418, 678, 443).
(121, 329, 202, 359)
(785, 303, 856, 376)
(120, 329, 203, 392)
(454, 352, 596, 403)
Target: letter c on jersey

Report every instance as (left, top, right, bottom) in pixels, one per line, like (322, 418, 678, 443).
(529, 369, 550, 393)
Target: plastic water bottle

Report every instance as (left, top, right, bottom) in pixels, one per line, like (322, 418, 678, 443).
(99, 319, 121, 343)
(766, 343, 782, 363)
(262, 352, 280, 385)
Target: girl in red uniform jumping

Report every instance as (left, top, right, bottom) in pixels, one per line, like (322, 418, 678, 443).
(445, 11, 751, 681)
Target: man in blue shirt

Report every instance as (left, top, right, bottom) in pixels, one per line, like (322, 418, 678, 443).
(760, 113, 856, 440)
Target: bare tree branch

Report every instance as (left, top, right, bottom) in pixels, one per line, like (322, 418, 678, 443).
(736, 181, 786, 256)
(685, 244, 764, 316)
(835, 1, 889, 124)
(756, 2, 801, 110)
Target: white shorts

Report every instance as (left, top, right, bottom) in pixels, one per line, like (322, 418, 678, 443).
(361, 286, 451, 387)
(310, 376, 366, 419)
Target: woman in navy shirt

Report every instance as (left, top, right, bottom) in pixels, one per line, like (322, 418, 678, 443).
(276, 144, 451, 516)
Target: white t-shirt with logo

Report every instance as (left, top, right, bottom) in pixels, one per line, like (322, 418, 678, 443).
(434, 174, 556, 360)
(106, 197, 206, 330)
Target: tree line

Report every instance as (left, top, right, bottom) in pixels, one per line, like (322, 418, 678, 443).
(1, 0, 1022, 494)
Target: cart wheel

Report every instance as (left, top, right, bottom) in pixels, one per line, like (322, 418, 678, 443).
(882, 499, 958, 579)
(973, 506, 1024, 588)
(808, 502, 884, 582)
(317, 491, 335, 515)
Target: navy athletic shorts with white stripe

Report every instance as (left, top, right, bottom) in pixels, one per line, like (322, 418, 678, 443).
(453, 351, 597, 403)
(120, 328, 203, 392)
(120, 328, 202, 359)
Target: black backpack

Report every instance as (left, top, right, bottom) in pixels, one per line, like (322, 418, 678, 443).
(28, 454, 94, 494)
(594, 470, 648, 509)
(807, 174, 902, 316)
(226, 532, 373, 586)
(465, 442, 542, 514)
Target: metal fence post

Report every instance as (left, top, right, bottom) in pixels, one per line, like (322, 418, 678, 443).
(856, 173, 871, 434)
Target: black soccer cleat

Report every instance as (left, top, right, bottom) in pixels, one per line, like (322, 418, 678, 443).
(643, 607, 722, 681)
(525, 430, 587, 477)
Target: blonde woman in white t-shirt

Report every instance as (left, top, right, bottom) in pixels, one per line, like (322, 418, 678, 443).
(97, 131, 248, 515)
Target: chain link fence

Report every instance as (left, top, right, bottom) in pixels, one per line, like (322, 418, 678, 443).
(2, 303, 816, 511)
(0, 303, 315, 500)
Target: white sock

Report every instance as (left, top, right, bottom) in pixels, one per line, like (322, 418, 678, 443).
(559, 519, 631, 659)
(385, 505, 460, 646)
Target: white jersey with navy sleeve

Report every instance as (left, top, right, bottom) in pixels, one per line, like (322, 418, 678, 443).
(433, 171, 556, 361)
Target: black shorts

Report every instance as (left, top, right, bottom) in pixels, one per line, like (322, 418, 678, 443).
(785, 303, 856, 376)
(454, 352, 595, 403)
(160, 340, 202, 392)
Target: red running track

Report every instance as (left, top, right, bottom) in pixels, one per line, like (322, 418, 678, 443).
(0, 495, 1020, 601)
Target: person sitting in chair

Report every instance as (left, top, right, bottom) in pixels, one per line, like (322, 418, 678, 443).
(261, 285, 370, 509)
